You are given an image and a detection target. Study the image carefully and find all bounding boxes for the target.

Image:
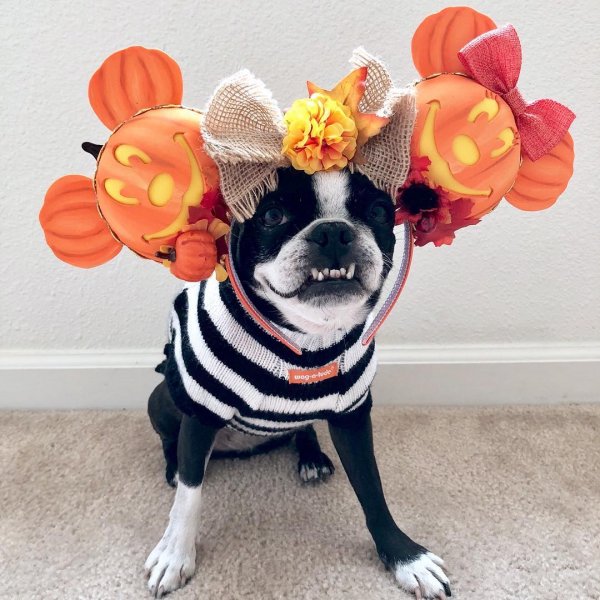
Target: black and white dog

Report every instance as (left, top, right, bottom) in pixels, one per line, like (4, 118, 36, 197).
(146, 167, 451, 599)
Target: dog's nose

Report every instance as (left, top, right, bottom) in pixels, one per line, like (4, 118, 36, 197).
(308, 221, 355, 250)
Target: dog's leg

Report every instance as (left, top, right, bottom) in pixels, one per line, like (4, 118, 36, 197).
(145, 415, 218, 598)
(295, 425, 335, 483)
(328, 407, 451, 600)
(148, 381, 182, 487)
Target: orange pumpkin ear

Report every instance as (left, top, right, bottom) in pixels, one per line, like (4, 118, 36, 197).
(88, 46, 183, 130)
(412, 7, 496, 77)
(505, 132, 574, 211)
(40, 175, 122, 267)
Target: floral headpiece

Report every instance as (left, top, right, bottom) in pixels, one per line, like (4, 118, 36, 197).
(282, 67, 389, 173)
(39, 6, 575, 353)
(201, 47, 415, 221)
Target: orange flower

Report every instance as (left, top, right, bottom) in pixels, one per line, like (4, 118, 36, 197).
(282, 68, 389, 174)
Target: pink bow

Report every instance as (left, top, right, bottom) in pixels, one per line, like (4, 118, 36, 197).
(458, 24, 575, 162)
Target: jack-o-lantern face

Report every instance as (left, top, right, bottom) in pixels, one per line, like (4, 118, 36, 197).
(95, 106, 219, 260)
(412, 74, 521, 218)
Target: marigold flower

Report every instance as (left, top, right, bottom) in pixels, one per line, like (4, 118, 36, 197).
(282, 93, 358, 174)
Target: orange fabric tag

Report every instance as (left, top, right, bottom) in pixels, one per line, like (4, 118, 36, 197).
(288, 361, 339, 384)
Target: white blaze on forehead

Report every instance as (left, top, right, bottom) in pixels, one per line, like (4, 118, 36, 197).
(312, 171, 351, 219)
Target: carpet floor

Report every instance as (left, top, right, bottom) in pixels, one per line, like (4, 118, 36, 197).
(0, 405, 599, 600)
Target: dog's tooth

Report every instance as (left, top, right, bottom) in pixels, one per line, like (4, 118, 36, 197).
(331, 269, 340, 279)
(340, 267, 346, 277)
(317, 272, 324, 281)
(311, 268, 318, 280)
(323, 268, 330, 278)
(347, 263, 355, 279)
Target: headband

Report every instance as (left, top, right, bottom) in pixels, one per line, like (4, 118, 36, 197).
(39, 6, 575, 350)
(201, 47, 415, 222)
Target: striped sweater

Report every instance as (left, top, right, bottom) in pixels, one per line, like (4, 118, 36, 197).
(162, 277, 376, 436)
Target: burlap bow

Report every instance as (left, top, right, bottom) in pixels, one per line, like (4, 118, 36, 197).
(201, 48, 416, 222)
(458, 25, 575, 162)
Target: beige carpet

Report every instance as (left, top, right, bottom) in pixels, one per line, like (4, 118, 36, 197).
(1, 405, 599, 600)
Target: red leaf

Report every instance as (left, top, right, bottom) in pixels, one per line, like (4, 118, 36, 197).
(187, 205, 213, 225)
(414, 198, 480, 247)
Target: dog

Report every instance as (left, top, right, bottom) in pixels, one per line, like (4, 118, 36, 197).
(146, 166, 451, 599)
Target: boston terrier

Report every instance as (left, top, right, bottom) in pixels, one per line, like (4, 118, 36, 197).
(146, 167, 451, 599)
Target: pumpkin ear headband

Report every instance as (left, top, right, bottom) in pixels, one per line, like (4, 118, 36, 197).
(39, 8, 576, 352)
(39, 47, 230, 282)
(39, 46, 416, 282)
(398, 6, 575, 247)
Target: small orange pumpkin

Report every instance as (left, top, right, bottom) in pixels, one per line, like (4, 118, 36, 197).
(411, 7, 496, 78)
(39, 175, 122, 268)
(169, 230, 218, 282)
(88, 46, 183, 130)
(505, 132, 574, 211)
(412, 74, 521, 218)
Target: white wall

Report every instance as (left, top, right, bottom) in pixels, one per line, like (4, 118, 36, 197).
(1, 0, 599, 406)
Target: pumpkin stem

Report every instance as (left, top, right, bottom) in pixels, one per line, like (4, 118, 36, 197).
(155, 248, 176, 262)
(81, 142, 102, 160)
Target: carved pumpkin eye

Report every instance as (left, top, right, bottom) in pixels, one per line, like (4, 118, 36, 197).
(148, 173, 174, 206)
(452, 134, 480, 166)
(491, 128, 515, 158)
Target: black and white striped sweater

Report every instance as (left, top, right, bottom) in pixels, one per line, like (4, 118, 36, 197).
(162, 277, 376, 436)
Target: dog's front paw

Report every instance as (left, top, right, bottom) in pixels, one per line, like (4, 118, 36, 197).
(393, 552, 451, 600)
(145, 530, 196, 598)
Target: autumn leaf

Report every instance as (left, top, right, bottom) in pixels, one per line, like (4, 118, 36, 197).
(413, 198, 480, 247)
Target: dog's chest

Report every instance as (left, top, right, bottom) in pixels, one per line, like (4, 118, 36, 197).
(166, 279, 376, 435)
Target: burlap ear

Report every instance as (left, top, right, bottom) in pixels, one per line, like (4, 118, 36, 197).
(350, 47, 393, 113)
(349, 48, 416, 202)
(201, 70, 287, 221)
(202, 55, 416, 220)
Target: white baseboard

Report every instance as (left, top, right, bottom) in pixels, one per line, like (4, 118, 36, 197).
(1, 343, 598, 410)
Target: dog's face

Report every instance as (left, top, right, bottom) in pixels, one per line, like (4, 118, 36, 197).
(231, 168, 396, 334)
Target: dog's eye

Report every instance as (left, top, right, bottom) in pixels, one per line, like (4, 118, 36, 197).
(261, 207, 287, 227)
(369, 201, 392, 224)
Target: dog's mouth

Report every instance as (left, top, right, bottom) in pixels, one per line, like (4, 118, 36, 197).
(266, 262, 365, 300)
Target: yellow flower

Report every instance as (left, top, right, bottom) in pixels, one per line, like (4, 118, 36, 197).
(282, 68, 390, 174)
(282, 93, 358, 174)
